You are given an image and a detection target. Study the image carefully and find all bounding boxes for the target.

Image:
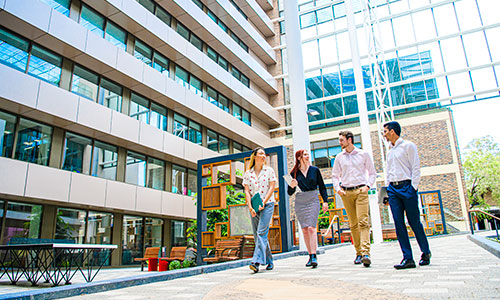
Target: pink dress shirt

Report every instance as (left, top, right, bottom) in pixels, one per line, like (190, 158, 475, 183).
(331, 147, 377, 192)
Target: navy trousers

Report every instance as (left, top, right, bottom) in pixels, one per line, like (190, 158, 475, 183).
(387, 182, 430, 260)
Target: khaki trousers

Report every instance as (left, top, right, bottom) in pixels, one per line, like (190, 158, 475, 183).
(341, 189, 370, 256)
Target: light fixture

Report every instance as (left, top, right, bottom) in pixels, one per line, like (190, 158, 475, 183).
(307, 109, 320, 116)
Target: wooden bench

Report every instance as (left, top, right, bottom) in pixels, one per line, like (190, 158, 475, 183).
(203, 236, 254, 263)
(134, 247, 160, 271)
(160, 246, 187, 263)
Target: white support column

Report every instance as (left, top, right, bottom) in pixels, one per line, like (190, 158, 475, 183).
(345, 0, 383, 245)
(283, 0, 310, 251)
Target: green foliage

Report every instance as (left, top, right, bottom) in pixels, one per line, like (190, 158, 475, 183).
(186, 219, 197, 248)
(463, 136, 500, 208)
(182, 259, 196, 268)
(168, 260, 182, 270)
(207, 185, 246, 236)
(55, 211, 74, 240)
(318, 202, 335, 229)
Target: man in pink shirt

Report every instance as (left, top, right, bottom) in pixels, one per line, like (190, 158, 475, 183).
(332, 131, 377, 267)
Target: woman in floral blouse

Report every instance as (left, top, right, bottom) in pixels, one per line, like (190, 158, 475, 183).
(243, 147, 277, 273)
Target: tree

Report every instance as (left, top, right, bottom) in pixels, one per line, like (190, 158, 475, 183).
(463, 135, 500, 208)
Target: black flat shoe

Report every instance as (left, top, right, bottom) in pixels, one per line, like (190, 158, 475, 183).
(394, 258, 416, 270)
(311, 254, 318, 268)
(361, 255, 371, 267)
(249, 263, 259, 273)
(419, 253, 431, 266)
(266, 263, 274, 270)
(354, 255, 362, 265)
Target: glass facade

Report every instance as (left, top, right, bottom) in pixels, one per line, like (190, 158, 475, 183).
(125, 151, 147, 187)
(147, 157, 165, 191)
(14, 118, 52, 166)
(122, 215, 143, 265)
(2, 201, 42, 244)
(280, 0, 500, 129)
(55, 208, 86, 243)
(0, 110, 16, 159)
(144, 218, 163, 248)
(62, 132, 92, 174)
(91, 141, 117, 180)
(172, 164, 186, 195)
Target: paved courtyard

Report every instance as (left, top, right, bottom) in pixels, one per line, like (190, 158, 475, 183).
(1, 233, 499, 299)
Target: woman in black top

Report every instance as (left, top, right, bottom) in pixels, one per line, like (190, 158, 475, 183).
(288, 149, 329, 268)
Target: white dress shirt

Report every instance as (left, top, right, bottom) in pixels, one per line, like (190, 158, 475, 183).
(385, 138, 421, 190)
(331, 147, 377, 192)
(242, 165, 277, 203)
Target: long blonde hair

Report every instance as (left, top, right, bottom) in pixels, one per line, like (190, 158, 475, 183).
(248, 147, 265, 170)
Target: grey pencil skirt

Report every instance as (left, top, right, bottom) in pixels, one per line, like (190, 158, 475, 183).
(295, 190, 320, 228)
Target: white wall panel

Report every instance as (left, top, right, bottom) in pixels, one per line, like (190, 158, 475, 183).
(136, 186, 162, 214)
(76, 98, 112, 134)
(110, 110, 140, 143)
(0, 65, 39, 110)
(25, 163, 70, 202)
(0, 158, 27, 196)
(138, 122, 164, 152)
(69, 172, 107, 207)
(37, 81, 78, 122)
(161, 191, 183, 217)
(106, 180, 136, 210)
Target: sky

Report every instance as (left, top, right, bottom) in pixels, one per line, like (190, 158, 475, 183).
(450, 97, 500, 156)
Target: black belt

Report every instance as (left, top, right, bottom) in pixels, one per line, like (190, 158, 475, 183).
(341, 184, 366, 191)
(390, 180, 411, 186)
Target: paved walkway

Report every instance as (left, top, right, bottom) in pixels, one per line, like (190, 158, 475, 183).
(1, 233, 498, 299)
(60, 233, 499, 300)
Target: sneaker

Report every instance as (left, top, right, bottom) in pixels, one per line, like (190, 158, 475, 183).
(305, 255, 312, 267)
(354, 255, 362, 265)
(311, 254, 318, 268)
(361, 255, 371, 267)
(266, 263, 274, 270)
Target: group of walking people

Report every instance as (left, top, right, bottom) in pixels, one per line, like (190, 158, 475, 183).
(242, 121, 432, 273)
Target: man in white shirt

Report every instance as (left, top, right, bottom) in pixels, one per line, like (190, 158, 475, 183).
(383, 121, 431, 270)
(332, 131, 376, 267)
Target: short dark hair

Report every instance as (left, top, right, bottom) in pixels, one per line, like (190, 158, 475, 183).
(339, 130, 354, 144)
(384, 121, 401, 136)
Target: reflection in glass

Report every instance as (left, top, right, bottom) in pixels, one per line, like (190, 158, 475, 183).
(80, 5, 105, 37)
(130, 93, 150, 124)
(150, 102, 167, 131)
(62, 132, 92, 174)
(0, 110, 16, 158)
(134, 39, 153, 66)
(41, 0, 71, 16)
(122, 215, 143, 265)
(105, 22, 127, 51)
(2, 202, 42, 244)
(207, 129, 218, 152)
(172, 164, 186, 195)
(187, 169, 197, 197)
(171, 220, 186, 246)
(28, 45, 62, 86)
(87, 211, 113, 266)
(14, 118, 52, 166)
(0, 28, 29, 72)
(144, 218, 163, 248)
(173, 113, 188, 140)
(126, 151, 146, 187)
(72, 65, 99, 101)
(91, 140, 117, 180)
(147, 157, 165, 190)
(98, 78, 122, 112)
(55, 208, 86, 243)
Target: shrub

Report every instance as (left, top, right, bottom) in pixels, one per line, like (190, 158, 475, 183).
(169, 260, 182, 270)
(182, 259, 196, 268)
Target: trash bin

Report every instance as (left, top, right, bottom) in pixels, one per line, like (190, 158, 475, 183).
(148, 258, 159, 271)
(158, 259, 168, 271)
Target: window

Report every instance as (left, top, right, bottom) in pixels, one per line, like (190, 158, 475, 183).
(188, 121, 202, 145)
(138, 0, 155, 13)
(41, 0, 71, 16)
(173, 113, 188, 140)
(207, 85, 218, 106)
(207, 129, 218, 152)
(122, 215, 143, 265)
(55, 208, 86, 243)
(150, 102, 167, 131)
(126, 151, 147, 186)
(105, 22, 127, 51)
(241, 74, 250, 87)
(156, 6, 172, 26)
(171, 220, 186, 246)
(62, 132, 92, 174)
(134, 39, 153, 66)
(193, 0, 203, 9)
(176, 23, 190, 40)
(310, 137, 360, 168)
(187, 169, 197, 197)
(87, 211, 113, 265)
(218, 56, 229, 71)
(153, 52, 169, 76)
(27, 45, 62, 86)
(98, 78, 122, 112)
(71, 64, 99, 101)
(14, 118, 52, 166)
(2, 202, 42, 244)
(172, 164, 186, 195)
(231, 67, 241, 80)
(0, 110, 16, 158)
(233, 142, 243, 154)
(242, 109, 251, 126)
(91, 140, 117, 180)
(144, 218, 163, 248)
(189, 33, 203, 51)
(80, 5, 105, 37)
(219, 135, 229, 155)
(130, 93, 150, 124)
(189, 74, 203, 96)
(0, 27, 29, 72)
(207, 46, 218, 62)
(175, 66, 189, 88)
(218, 94, 230, 113)
(232, 103, 242, 121)
(147, 157, 165, 190)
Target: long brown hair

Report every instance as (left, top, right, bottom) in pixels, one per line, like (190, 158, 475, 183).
(290, 149, 305, 179)
(248, 147, 265, 170)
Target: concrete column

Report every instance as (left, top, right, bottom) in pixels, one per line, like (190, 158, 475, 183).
(111, 213, 123, 266)
(167, 109, 174, 133)
(126, 35, 135, 56)
(59, 58, 73, 91)
(69, 0, 81, 22)
(40, 205, 57, 239)
(283, 0, 309, 251)
(345, 1, 383, 245)
(201, 127, 207, 147)
(163, 219, 172, 255)
(116, 147, 127, 182)
(165, 162, 173, 193)
(49, 127, 65, 169)
(122, 88, 131, 116)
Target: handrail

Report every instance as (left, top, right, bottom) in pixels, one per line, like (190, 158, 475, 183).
(469, 209, 500, 222)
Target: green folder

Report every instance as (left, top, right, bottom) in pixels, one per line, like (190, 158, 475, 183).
(251, 193, 263, 212)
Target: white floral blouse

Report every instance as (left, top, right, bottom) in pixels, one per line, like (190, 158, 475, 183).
(242, 165, 277, 203)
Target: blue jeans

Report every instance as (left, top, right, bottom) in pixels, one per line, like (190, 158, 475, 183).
(251, 202, 274, 265)
(387, 182, 430, 260)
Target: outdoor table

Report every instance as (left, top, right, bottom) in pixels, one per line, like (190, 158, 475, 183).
(0, 243, 117, 286)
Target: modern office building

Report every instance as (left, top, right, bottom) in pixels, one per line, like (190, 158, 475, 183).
(0, 0, 282, 265)
(273, 0, 499, 231)
(0, 0, 498, 265)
